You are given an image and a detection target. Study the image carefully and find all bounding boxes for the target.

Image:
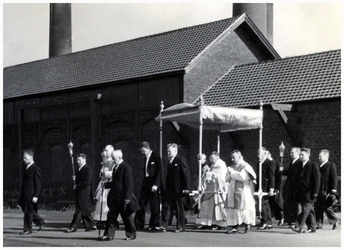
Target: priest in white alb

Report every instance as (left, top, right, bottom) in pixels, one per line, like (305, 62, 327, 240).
(225, 150, 256, 234)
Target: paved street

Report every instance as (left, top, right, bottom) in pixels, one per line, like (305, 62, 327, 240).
(3, 209, 341, 247)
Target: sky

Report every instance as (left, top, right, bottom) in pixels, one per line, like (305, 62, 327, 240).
(2, 2, 342, 68)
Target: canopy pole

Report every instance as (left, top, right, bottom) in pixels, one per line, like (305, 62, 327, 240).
(258, 101, 264, 219)
(198, 97, 204, 211)
(217, 132, 221, 154)
(159, 101, 164, 162)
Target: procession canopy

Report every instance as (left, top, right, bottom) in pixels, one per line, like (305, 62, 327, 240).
(160, 103, 263, 132)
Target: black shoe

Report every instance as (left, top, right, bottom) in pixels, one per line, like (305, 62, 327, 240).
(85, 226, 97, 232)
(277, 219, 284, 226)
(98, 235, 114, 241)
(38, 220, 46, 232)
(226, 228, 238, 234)
(291, 227, 302, 233)
(125, 236, 136, 240)
(150, 227, 165, 232)
(302, 229, 316, 233)
(244, 224, 251, 233)
(257, 224, 272, 230)
(66, 228, 77, 233)
(316, 223, 323, 229)
(332, 222, 339, 230)
(19, 231, 32, 235)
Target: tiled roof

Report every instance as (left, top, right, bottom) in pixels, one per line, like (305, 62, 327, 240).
(197, 49, 341, 107)
(4, 16, 241, 99)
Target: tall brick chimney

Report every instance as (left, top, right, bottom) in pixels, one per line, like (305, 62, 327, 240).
(49, 3, 72, 57)
(233, 3, 273, 45)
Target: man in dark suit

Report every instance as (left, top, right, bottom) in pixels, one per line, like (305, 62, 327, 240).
(100, 149, 140, 241)
(135, 141, 164, 231)
(257, 147, 276, 230)
(282, 147, 303, 227)
(314, 149, 339, 230)
(162, 143, 191, 233)
(67, 153, 97, 233)
(20, 148, 46, 235)
(292, 148, 320, 233)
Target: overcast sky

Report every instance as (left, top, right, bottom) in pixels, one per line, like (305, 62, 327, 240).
(2, 2, 342, 68)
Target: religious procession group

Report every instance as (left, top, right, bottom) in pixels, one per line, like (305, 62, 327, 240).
(19, 141, 339, 241)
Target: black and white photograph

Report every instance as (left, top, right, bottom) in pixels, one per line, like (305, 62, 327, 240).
(2, 2, 341, 247)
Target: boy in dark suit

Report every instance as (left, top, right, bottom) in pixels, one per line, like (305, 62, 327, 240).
(314, 149, 339, 230)
(257, 147, 276, 230)
(20, 148, 45, 235)
(292, 148, 320, 233)
(67, 153, 96, 233)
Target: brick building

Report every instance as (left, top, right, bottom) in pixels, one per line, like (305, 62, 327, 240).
(191, 49, 341, 191)
(3, 14, 280, 206)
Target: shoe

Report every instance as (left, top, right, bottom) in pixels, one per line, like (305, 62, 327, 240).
(277, 219, 284, 226)
(244, 224, 251, 233)
(38, 220, 46, 232)
(226, 228, 238, 234)
(302, 229, 316, 233)
(19, 231, 32, 235)
(174, 229, 184, 233)
(332, 222, 339, 230)
(291, 227, 302, 233)
(66, 228, 77, 233)
(98, 235, 114, 241)
(85, 226, 97, 232)
(316, 223, 323, 229)
(124, 236, 136, 241)
(257, 224, 272, 230)
(150, 227, 165, 232)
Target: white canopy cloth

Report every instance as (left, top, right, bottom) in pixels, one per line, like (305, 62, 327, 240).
(158, 102, 265, 217)
(160, 103, 263, 132)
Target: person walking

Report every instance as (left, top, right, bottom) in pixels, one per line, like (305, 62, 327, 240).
(162, 143, 191, 233)
(135, 142, 165, 232)
(291, 148, 320, 233)
(282, 147, 302, 227)
(67, 153, 97, 233)
(314, 149, 339, 230)
(225, 150, 256, 234)
(19, 148, 46, 235)
(99, 149, 139, 241)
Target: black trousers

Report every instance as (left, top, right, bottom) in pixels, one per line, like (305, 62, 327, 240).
(70, 205, 96, 230)
(105, 199, 136, 238)
(135, 181, 162, 229)
(22, 201, 45, 232)
(261, 196, 272, 225)
(315, 195, 338, 224)
(296, 202, 316, 231)
(283, 192, 301, 224)
(162, 198, 186, 231)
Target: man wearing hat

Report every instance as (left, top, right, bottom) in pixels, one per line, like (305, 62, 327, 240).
(99, 149, 139, 241)
(314, 149, 339, 230)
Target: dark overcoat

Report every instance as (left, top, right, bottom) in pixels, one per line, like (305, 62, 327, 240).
(75, 164, 94, 215)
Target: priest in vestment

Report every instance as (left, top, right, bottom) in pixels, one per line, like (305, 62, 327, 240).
(196, 151, 227, 229)
(225, 150, 256, 234)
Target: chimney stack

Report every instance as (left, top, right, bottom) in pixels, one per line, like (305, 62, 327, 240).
(49, 3, 72, 57)
(233, 3, 273, 45)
